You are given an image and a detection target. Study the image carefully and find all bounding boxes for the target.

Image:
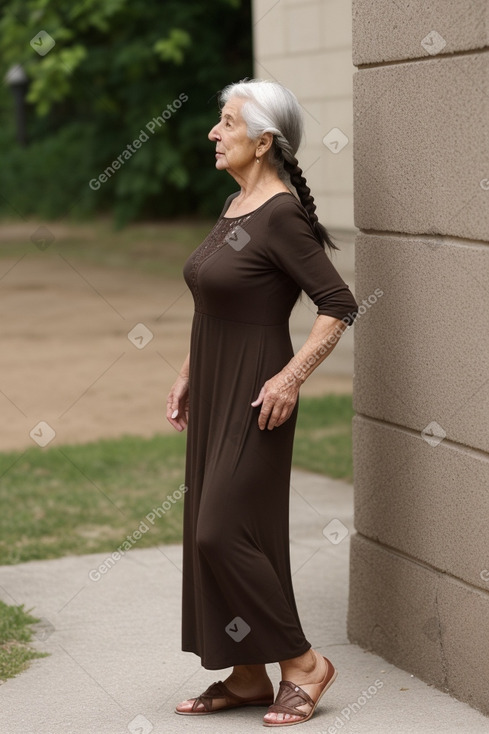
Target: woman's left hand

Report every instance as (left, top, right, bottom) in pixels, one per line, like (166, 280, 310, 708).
(251, 371, 300, 430)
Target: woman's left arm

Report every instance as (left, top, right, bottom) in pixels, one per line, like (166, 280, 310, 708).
(251, 313, 348, 430)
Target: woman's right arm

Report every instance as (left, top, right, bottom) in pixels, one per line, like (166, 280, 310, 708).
(166, 352, 190, 432)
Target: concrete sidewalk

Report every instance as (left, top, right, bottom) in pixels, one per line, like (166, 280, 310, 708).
(0, 470, 487, 734)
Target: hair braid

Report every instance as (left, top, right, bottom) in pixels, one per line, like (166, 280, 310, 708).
(283, 156, 339, 253)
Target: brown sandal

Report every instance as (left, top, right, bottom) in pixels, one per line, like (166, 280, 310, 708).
(175, 679, 274, 715)
(263, 657, 337, 727)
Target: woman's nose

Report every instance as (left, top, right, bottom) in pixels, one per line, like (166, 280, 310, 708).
(208, 124, 220, 142)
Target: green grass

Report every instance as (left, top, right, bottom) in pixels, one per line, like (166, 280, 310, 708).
(0, 395, 352, 566)
(0, 433, 188, 566)
(0, 601, 49, 683)
(293, 393, 354, 480)
(0, 218, 214, 278)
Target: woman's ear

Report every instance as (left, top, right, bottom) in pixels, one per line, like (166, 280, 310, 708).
(256, 131, 274, 157)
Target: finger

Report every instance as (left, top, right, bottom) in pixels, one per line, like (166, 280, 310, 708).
(274, 405, 292, 428)
(167, 390, 183, 415)
(258, 399, 276, 430)
(178, 409, 188, 430)
(266, 401, 289, 430)
(166, 394, 177, 417)
(168, 416, 186, 432)
(166, 402, 186, 431)
(251, 387, 265, 407)
(166, 413, 181, 429)
(165, 397, 173, 419)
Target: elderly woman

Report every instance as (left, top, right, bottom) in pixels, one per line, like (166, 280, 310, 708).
(166, 78, 358, 727)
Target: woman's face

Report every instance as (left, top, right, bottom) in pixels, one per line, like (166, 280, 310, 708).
(208, 96, 257, 174)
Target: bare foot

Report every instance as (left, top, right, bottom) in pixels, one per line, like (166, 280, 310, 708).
(263, 649, 333, 725)
(176, 663, 274, 713)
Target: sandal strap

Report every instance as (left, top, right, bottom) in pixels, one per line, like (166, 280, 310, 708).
(191, 680, 243, 712)
(266, 680, 315, 718)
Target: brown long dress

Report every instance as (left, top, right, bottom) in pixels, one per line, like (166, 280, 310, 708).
(181, 191, 358, 670)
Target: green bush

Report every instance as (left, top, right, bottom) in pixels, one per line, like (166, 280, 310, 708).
(0, 0, 251, 223)
(0, 122, 98, 219)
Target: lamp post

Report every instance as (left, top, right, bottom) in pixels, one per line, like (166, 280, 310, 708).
(5, 64, 28, 146)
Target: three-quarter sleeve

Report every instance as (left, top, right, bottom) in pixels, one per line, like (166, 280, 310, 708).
(265, 199, 359, 325)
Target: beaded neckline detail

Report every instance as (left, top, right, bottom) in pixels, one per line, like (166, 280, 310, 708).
(188, 213, 253, 311)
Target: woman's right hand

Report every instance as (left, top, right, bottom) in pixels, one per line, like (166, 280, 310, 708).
(166, 374, 189, 432)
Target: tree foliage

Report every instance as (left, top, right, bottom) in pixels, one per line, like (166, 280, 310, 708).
(0, 0, 252, 222)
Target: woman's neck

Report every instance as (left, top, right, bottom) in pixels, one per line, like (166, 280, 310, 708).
(226, 163, 290, 212)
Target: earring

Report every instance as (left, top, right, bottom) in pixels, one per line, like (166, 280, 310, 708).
(255, 156, 260, 163)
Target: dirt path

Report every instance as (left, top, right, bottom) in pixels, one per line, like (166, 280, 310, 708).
(0, 251, 353, 452)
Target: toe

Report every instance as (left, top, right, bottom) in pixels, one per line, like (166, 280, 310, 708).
(175, 699, 191, 712)
(264, 711, 303, 724)
(176, 698, 203, 713)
